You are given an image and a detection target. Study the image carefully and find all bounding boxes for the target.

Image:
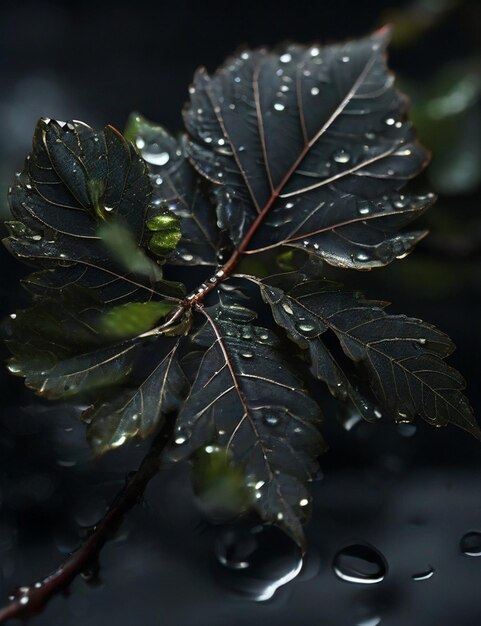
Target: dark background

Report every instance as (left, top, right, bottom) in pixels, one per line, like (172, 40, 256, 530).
(1, 0, 481, 624)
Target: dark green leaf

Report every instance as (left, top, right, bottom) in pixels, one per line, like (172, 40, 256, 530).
(85, 340, 188, 454)
(258, 270, 480, 439)
(184, 29, 433, 268)
(172, 302, 326, 548)
(5, 118, 184, 304)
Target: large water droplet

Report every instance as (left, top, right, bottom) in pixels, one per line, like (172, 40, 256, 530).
(273, 102, 286, 112)
(310, 87, 320, 96)
(215, 523, 303, 601)
(460, 531, 481, 556)
(332, 544, 387, 584)
(333, 149, 350, 164)
(216, 529, 257, 569)
(295, 321, 319, 338)
(279, 53, 292, 63)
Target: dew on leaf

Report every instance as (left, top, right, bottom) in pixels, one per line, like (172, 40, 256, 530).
(333, 149, 350, 164)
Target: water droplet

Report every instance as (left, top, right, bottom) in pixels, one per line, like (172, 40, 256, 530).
(241, 350, 254, 359)
(142, 150, 170, 166)
(181, 253, 194, 262)
(274, 103, 285, 112)
(396, 410, 410, 423)
(358, 202, 371, 215)
(280, 53, 292, 63)
(110, 434, 127, 448)
(9, 313, 16, 320)
(295, 322, 319, 338)
(356, 252, 370, 262)
(215, 523, 302, 600)
(418, 338, 426, 345)
(460, 531, 481, 556)
(412, 567, 434, 581)
(356, 618, 382, 626)
(282, 302, 294, 315)
(333, 149, 350, 164)
(310, 87, 320, 96)
(174, 426, 191, 445)
(398, 424, 417, 437)
(332, 544, 387, 584)
(264, 414, 280, 427)
(299, 498, 309, 507)
(341, 55, 350, 63)
(385, 118, 395, 126)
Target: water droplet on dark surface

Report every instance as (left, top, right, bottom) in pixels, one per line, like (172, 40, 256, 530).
(398, 424, 417, 437)
(356, 617, 382, 626)
(412, 566, 434, 581)
(215, 523, 302, 601)
(332, 544, 387, 584)
(460, 531, 481, 556)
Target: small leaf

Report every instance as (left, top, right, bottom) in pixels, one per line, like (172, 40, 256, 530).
(172, 302, 326, 549)
(85, 340, 188, 454)
(184, 30, 433, 268)
(5, 118, 185, 304)
(259, 270, 481, 439)
(98, 301, 176, 340)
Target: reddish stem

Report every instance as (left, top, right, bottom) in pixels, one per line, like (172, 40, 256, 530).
(0, 437, 165, 624)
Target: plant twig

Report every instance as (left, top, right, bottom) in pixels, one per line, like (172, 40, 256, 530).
(0, 435, 167, 624)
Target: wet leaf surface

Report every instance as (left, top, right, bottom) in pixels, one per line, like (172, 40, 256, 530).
(258, 265, 480, 439)
(173, 303, 326, 548)
(184, 29, 433, 268)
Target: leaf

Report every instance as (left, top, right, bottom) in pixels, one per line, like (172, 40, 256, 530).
(5, 118, 185, 304)
(84, 340, 188, 454)
(125, 112, 223, 266)
(258, 270, 481, 440)
(5, 289, 145, 398)
(98, 301, 176, 340)
(172, 302, 326, 548)
(184, 29, 434, 268)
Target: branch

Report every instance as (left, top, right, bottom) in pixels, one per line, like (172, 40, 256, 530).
(0, 434, 167, 624)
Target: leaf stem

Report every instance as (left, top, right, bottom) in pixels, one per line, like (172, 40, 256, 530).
(0, 434, 168, 624)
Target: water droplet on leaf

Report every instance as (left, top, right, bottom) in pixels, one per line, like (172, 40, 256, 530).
(333, 149, 350, 164)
